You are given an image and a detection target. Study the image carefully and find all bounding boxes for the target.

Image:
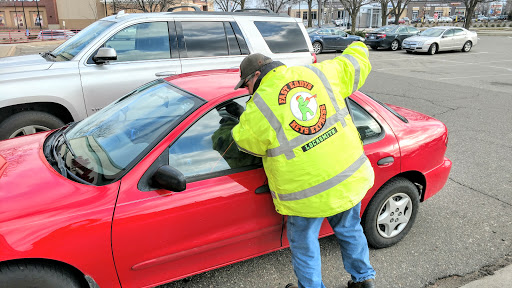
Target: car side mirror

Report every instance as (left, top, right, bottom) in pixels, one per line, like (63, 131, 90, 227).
(93, 47, 117, 64)
(150, 165, 186, 192)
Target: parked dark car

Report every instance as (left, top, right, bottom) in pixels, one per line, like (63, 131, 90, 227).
(364, 25, 420, 51)
(450, 15, 465, 22)
(309, 28, 364, 54)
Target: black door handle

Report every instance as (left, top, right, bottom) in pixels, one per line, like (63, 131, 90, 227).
(255, 184, 270, 194)
(377, 156, 394, 166)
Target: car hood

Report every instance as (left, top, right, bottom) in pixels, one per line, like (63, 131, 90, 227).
(0, 54, 53, 75)
(404, 35, 438, 42)
(0, 132, 120, 227)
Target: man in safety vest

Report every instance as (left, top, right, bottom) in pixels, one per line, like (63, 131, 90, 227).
(232, 42, 376, 288)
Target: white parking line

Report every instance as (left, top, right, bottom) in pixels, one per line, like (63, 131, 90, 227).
(439, 74, 512, 80)
(373, 59, 512, 71)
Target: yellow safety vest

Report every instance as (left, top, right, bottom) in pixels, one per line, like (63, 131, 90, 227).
(232, 42, 374, 217)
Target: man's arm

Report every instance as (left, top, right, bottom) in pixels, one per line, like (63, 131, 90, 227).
(313, 41, 371, 99)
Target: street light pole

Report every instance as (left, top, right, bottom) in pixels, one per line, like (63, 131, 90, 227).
(104, 0, 108, 17)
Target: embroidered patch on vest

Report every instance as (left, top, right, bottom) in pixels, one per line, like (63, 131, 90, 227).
(301, 127, 338, 152)
(278, 80, 314, 105)
(289, 104, 327, 135)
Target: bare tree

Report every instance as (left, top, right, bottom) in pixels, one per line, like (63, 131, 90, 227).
(262, 0, 294, 13)
(378, 0, 392, 26)
(112, 0, 180, 13)
(339, 0, 371, 33)
(215, 0, 242, 11)
(307, 0, 313, 27)
(462, 0, 493, 29)
(389, 0, 412, 24)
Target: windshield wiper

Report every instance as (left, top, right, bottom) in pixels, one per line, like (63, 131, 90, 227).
(61, 122, 78, 158)
(40, 51, 57, 61)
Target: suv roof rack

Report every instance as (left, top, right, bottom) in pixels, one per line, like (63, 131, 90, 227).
(234, 8, 274, 13)
(167, 5, 201, 12)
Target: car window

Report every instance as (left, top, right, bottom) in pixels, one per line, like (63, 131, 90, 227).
(335, 30, 347, 36)
(104, 22, 170, 62)
(181, 21, 238, 58)
(254, 21, 309, 53)
(453, 29, 465, 36)
(347, 98, 383, 144)
(169, 96, 262, 179)
(443, 29, 454, 37)
(397, 27, 407, 33)
(407, 27, 419, 34)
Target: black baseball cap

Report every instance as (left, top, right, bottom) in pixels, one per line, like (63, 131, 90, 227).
(234, 53, 273, 90)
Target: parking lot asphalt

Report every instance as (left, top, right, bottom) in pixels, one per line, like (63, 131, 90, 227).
(1, 35, 511, 288)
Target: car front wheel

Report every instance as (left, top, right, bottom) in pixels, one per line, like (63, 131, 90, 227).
(312, 42, 323, 54)
(0, 111, 65, 140)
(362, 177, 420, 248)
(0, 262, 82, 288)
(428, 43, 437, 55)
(462, 41, 472, 52)
(390, 39, 400, 51)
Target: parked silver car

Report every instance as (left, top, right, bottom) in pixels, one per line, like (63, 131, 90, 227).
(402, 26, 477, 55)
(0, 10, 314, 140)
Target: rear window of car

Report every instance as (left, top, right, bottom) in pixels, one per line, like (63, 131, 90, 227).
(180, 21, 247, 58)
(254, 21, 309, 53)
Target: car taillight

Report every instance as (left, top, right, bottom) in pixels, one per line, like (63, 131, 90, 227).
(365, 33, 369, 38)
(377, 34, 386, 39)
(312, 52, 317, 64)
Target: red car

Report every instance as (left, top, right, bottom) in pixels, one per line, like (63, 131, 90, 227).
(0, 69, 451, 288)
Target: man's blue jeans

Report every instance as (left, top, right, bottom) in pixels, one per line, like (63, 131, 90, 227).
(287, 202, 375, 288)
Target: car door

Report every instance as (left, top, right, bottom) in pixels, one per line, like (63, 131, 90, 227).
(112, 96, 283, 288)
(334, 30, 351, 50)
(177, 20, 248, 73)
(396, 26, 409, 42)
(452, 28, 467, 48)
(282, 95, 401, 244)
(78, 21, 182, 116)
(439, 29, 455, 50)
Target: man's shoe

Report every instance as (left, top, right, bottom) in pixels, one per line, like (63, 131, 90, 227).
(285, 283, 298, 288)
(347, 279, 375, 288)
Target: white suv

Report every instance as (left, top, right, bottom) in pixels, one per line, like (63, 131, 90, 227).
(0, 10, 314, 140)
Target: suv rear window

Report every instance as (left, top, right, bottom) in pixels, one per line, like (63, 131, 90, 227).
(181, 21, 247, 58)
(254, 21, 309, 53)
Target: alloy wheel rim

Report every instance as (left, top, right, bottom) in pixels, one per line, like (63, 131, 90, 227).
(391, 41, 398, 50)
(376, 192, 413, 238)
(9, 125, 51, 139)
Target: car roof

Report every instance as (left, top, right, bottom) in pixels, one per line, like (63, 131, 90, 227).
(166, 69, 246, 102)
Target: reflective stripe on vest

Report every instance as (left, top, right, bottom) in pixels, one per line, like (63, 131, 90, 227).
(264, 60, 360, 158)
(274, 152, 368, 201)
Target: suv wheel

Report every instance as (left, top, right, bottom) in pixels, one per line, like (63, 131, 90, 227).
(312, 42, 323, 54)
(0, 111, 65, 140)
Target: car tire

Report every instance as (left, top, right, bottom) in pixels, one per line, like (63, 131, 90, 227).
(0, 262, 82, 288)
(312, 42, 323, 54)
(0, 111, 65, 140)
(362, 177, 420, 248)
(428, 43, 437, 55)
(390, 39, 400, 51)
(462, 41, 472, 52)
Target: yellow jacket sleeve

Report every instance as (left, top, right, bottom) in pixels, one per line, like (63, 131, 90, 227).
(231, 97, 271, 157)
(313, 41, 371, 99)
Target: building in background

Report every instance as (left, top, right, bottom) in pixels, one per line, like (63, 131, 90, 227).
(0, 0, 214, 30)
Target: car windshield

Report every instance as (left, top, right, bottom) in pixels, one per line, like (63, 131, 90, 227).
(419, 28, 445, 37)
(59, 79, 204, 185)
(375, 26, 398, 33)
(50, 20, 115, 61)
